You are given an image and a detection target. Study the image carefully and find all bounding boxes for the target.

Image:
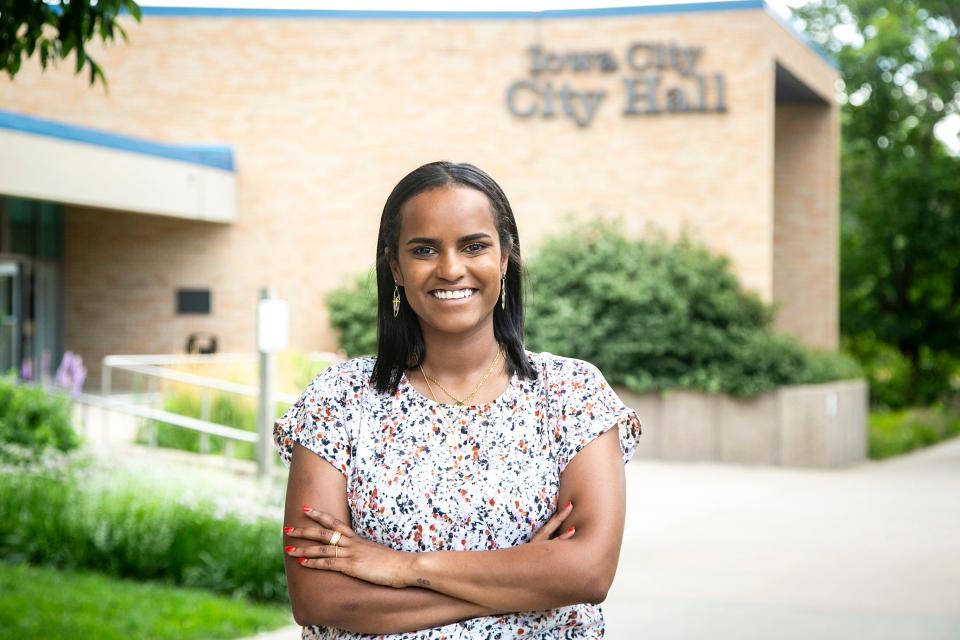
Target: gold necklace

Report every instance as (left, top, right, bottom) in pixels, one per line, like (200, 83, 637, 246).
(419, 347, 503, 447)
(422, 347, 502, 406)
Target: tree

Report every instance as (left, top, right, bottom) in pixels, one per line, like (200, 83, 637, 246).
(792, 0, 960, 406)
(1, 0, 141, 87)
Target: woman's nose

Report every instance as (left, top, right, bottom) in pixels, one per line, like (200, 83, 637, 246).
(437, 250, 466, 281)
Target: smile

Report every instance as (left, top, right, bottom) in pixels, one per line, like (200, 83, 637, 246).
(430, 288, 478, 300)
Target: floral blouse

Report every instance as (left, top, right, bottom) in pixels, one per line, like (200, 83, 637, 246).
(274, 351, 642, 639)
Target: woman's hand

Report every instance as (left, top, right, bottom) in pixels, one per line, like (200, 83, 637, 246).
(284, 501, 576, 589)
(284, 506, 414, 589)
(530, 500, 576, 543)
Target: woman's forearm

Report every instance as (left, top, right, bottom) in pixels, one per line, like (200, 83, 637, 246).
(406, 538, 611, 612)
(291, 569, 504, 634)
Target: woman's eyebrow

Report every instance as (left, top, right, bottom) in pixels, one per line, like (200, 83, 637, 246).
(406, 233, 493, 245)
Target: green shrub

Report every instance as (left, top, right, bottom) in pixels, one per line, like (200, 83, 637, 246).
(138, 392, 291, 461)
(869, 405, 960, 459)
(524, 223, 859, 396)
(0, 460, 287, 603)
(324, 223, 861, 396)
(0, 376, 79, 460)
(844, 334, 959, 409)
(287, 351, 336, 391)
(327, 270, 378, 357)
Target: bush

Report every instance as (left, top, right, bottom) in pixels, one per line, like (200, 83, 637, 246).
(0, 459, 287, 603)
(844, 334, 959, 409)
(139, 392, 257, 460)
(325, 223, 862, 397)
(0, 376, 79, 461)
(869, 405, 960, 459)
(327, 270, 378, 357)
(525, 223, 859, 396)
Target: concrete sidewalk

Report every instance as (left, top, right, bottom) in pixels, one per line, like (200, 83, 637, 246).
(248, 439, 960, 639)
(605, 439, 960, 639)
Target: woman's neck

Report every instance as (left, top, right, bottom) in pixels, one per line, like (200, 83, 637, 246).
(418, 322, 502, 381)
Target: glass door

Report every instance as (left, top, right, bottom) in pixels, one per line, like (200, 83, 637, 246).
(0, 261, 20, 375)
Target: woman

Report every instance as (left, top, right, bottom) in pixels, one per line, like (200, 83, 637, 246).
(275, 161, 642, 639)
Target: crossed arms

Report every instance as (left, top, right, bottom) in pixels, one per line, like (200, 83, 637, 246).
(281, 427, 626, 634)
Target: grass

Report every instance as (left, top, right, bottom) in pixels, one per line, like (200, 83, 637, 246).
(0, 562, 291, 640)
(869, 404, 960, 459)
(0, 460, 289, 603)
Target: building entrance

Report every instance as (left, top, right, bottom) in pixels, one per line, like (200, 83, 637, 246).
(0, 261, 20, 374)
(0, 197, 64, 380)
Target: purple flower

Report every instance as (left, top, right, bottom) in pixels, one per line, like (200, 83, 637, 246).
(54, 352, 87, 397)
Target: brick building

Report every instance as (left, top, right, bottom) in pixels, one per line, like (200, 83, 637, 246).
(0, 0, 839, 387)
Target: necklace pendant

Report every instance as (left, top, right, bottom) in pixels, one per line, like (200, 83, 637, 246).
(455, 401, 464, 407)
(445, 430, 458, 448)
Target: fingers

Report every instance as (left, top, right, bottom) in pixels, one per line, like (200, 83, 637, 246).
(302, 506, 355, 538)
(530, 500, 574, 542)
(282, 525, 342, 544)
(285, 543, 345, 559)
(296, 556, 345, 570)
(284, 506, 355, 542)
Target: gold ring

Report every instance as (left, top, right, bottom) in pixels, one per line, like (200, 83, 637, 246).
(334, 546, 340, 559)
(329, 531, 342, 546)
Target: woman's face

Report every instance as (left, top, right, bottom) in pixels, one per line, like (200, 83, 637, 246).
(391, 186, 508, 338)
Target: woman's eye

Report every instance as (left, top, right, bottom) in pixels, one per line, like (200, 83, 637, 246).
(465, 243, 487, 253)
(412, 246, 437, 256)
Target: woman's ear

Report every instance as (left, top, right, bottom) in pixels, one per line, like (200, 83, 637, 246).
(500, 239, 513, 275)
(387, 251, 403, 286)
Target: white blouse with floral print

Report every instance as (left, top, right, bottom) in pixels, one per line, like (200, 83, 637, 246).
(274, 351, 642, 639)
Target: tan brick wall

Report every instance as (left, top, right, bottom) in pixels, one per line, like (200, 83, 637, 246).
(0, 7, 840, 384)
(773, 103, 840, 349)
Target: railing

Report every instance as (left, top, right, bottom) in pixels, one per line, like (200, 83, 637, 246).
(93, 351, 340, 474)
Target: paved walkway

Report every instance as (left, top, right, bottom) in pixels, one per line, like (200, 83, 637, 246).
(240, 440, 960, 639)
(606, 440, 960, 639)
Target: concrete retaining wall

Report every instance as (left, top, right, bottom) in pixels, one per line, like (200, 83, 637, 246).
(618, 379, 868, 468)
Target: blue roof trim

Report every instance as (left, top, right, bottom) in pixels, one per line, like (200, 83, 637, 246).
(764, 5, 837, 69)
(0, 109, 235, 172)
(141, 1, 765, 20)
(138, 1, 834, 68)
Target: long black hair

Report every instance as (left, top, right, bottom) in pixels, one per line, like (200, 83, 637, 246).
(370, 161, 537, 394)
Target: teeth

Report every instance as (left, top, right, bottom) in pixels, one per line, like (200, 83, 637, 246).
(432, 289, 477, 300)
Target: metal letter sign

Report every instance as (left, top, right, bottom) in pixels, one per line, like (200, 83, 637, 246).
(506, 41, 727, 128)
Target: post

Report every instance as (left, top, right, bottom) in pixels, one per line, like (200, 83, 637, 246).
(200, 388, 211, 455)
(256, 288, 288, 482)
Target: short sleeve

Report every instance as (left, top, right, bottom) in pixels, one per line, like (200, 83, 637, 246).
(551, 359, 642, 474)
(272, 362, 357, 477)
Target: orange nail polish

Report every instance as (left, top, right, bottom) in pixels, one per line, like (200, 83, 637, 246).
(302, 505, 311, 512)
(298, 557, 307, 565)
(283, 526, 294, 533)
(567, 526, 575, 534)
(285, 546, 295, 553)
(565, 501, 572, 509)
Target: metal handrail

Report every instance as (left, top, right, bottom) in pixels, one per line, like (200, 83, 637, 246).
(103, 360, 299, 405)
(74, 390, 258, 443)
(97, 351, 342, 470)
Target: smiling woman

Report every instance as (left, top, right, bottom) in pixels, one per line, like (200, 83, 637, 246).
(273, 161, 642, 639)
(393, 188, 505, 338)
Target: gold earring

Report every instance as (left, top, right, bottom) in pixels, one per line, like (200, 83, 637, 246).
(500, 274, 506, 310)
(392, 284, 400, 318)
